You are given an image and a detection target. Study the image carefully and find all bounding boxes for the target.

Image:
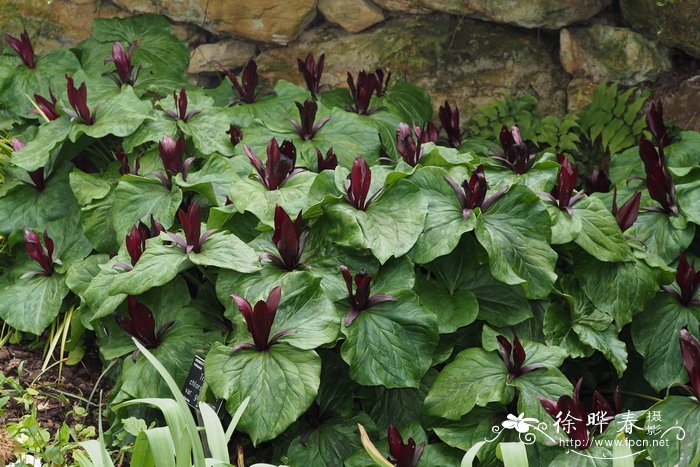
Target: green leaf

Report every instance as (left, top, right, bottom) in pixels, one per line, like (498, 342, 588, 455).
(322, 179, 428, 264)
(341, 290, 438, 388)
(573, 251, 660, 328)
(205, 342, 321, 445)
(0, 269, 69, 335)
(68, 86, 154, 141)
(571, 197, 633, 262)
(633, 211, 694, 266)
(414, 272, 478, 334)
(11, 117, 71, 171)
(286, 415, 370, 467)
(644, 396, 700, 466)
(476, 184, 557, 299)
(112, 175, 182, 238)
(425, 348, 511, 420)
(407, 166, 476, 263)
(632, 293, 700, 392)
(109, 242, 192, 296)
(179, 108, 235, 157)
(187, 231, 259, 273)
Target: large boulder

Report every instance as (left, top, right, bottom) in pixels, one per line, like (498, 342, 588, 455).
(112, 0, 318, 45)
(258, 15, 569, 115)
(620, 0, 700, 59)
(188, 40, 257, 74)
(371, 0, 610, 29)
(560, 24, 672, 85)
(319, 0, 385, 33)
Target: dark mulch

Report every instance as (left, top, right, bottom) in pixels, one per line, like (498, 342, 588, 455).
(0, 341, 111, 432)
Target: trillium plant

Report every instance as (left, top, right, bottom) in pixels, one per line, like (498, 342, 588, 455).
(3, 17, 700, 466)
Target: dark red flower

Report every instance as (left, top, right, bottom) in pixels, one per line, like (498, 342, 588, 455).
(4, 30, 35, 68)
(115, 147, 139, 176)
(387, 425, 424, 467)
(297, 52, 324, 95)
(163, 87, 200, 122)
(114, 296, 172, 349)
(585, 169, 612, 195)
(539, 378, 590, 450)
(221, 59, 258, 104)
(494, 125, 535, 174)
(228, 124, 243, 147)
(639, 135, 678, 215)
(166, 200, 215, 254)
(547, 154, 584, 215)
(104, 41, 139, 85)
(445, 165, 505, 219)
(345, 157, 378, 211)
(23, 229, 54, 276)
(646, 101, 669, 149)
(157, 135, 194, 187)
(497, 331, 544, 382)
(244, 139, 303, 190)
(316, 147, 338, 171)
(115, 218, 165, 272)
(663, 251, 700, 306)
(65, 75, 94, 125)
(231, 286, 291, 351)
(396, 122, 438, 166)
(347, 71, 379, 115)
(340, 265, 396, 326)
(31, 90, 60, 121)
(261, 206, 308, 271)
(611, 189, 641, 232)
(372, 68, 391, 97)
(291, 99, 331, 140)
(438, 101, 462, 148)
(679, 327, 700, 400)
(590, 387, 622, 433)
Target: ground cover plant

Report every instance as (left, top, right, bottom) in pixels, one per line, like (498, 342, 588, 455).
(1, 13, 700, 466)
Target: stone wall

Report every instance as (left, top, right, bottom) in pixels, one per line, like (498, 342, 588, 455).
(2, 0, 699, 128)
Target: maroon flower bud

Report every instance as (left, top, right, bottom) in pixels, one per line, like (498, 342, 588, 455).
(221, 59, 258, 104)
(345, 157, 378, 211)
(227, 124, 243, 147)
(4, 30, 35, 68)
(31, 90, 60, 121)
(646, 101, 669, 149)
(23, 228, 54, 276)
(548, 154, 584, 214)
(539, 378, 590, 450)
(65, 75, 94, 125)
(590, 387, 622, 433)
(611, 189, 641, 232)
(163, 87, 200, 122)
(372, 68, 391, 97)
(340, 265, 396, 326)
(158, 135, 194, 187)
(113, 296, 171, 349)
(316, 147, 338, 172)
(445, 165, 505, 219)
(297, 52, 324, 96)
(261, 206, 308, 271)
(438, 101, 462, 148)
(494, 125, 536, 174)
(584, 169, 612, 195)
(663, 251, 700, 306)
(231, 286, 292, 352)
(639, 135, 678, 215)
(347, 71, 379, 115)
(679, 327, 700, 400)
(291, 99, 331, 140)
(497, 331, 544, 382)
(166, 200, 215, 254)
(104, 41, 140, 86)
(387, 424, 424, 467)
(396, 122, 438, 166)
(244, 139, 303, 190)
(115, 147, 139, 176)
(115, 218, 166, 272)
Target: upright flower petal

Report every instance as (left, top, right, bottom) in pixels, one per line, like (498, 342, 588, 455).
(32, 91, 60, 121)
(221, 59, 258, 104)
(340, 265, 396, 326)
(347, 71, 378, 115)
(646, 101, 669, 149)
(345, 157, 373, 210)
(316, 147, 338, 171)
(387, 425, 424, 467)
(263, 205, 307, 271)
(4, 30, 35, 68)
(297, 52, 324, 95)
(439, 101, 462, 148)
(244, 140, 302, 190)
(232, 286, 288, 351)
(680, 328, 700, 399)
(65, 75, 94, 125)
(611, 190, 641, 232)
(23, 228, 54, 275)
(114, 296, 160, 348)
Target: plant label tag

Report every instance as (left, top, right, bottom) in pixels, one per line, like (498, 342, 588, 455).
(183, 355, 222, 412)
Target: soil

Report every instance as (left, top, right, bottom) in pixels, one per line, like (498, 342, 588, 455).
(0, 340, 111, 432)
